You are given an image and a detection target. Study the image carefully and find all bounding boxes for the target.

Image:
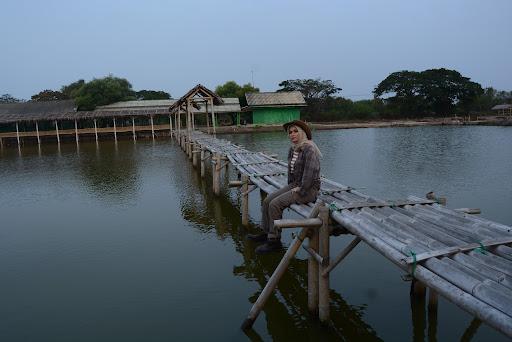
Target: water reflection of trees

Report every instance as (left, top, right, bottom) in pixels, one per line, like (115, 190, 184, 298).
(179, 165, 382, 341)
(77, 141, 140, 203)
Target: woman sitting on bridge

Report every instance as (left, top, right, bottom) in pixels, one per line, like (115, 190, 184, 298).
(248, 120, 322, 254)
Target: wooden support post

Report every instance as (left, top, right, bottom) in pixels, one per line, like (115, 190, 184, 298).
(169, 115, 173, 136)
(205, 101, 210, 134)
(200, 147, 206, 178)
(55, 120, 60, 144)
(15, 122, 20, 147)
(318, 205, 330, 323)
(131, 117, 136, 141)
(411, 280, 427, 341)
(35, 121, 40, 145)
(213, 153, 221, 196)
(428, 289, 438, 341)
(94, 119, 98, 142)
(113, 118, 117, 141)
(210, 97, 216, 135)
(241, 174, 249, 226)
(150, 116, 155, 139)
(241, 202, 323, 330)
(308, 223, 319, 315)
(192, 143, 198, 168)
(74, 119, 79, 144)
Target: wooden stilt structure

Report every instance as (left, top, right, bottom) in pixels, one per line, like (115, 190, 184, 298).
(74, 119, 79, 144)
(132, 117, 136, 141)
(94, 119, 98, 142)
(15, 122, 20, 147)
(176, 130, 512, 339)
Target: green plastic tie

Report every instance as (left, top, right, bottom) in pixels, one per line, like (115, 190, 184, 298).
(474, 242, 487, 255)
(329, 202, 340, 212)
(409, 250, 417, 277)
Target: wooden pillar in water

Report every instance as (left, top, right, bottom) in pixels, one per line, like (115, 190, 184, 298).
(150, 116, 155, 139)
(15, 122, 21, 147)
(132, 117, 136, 141)
(210, 97, 216, 135)
(200, 147, 206, 178)
(55, 120, 60, 144)
(113, 117, 117, 141)
(213, 153, 221, 196)
(169, 115, 173, 137)
(35, 122, 40, 145)
(192, 143, 198, 168)
(74, 119, 79, 144)
(318, 205, 330, 323)
(241, 174, 249, 226)
(92, 119, 98, 142)
(308, 224, 320, 315)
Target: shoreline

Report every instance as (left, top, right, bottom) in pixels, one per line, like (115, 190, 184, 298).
(211, 117, 512, 134)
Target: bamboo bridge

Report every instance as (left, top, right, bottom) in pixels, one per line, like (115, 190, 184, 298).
(174, 127, 512, 338)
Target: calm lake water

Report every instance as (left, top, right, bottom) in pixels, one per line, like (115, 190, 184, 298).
(1, 126, 511, 341)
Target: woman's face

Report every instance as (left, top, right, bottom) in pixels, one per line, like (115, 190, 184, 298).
(288, 126, 300, 144)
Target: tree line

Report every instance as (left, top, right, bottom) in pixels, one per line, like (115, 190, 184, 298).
(1, 69, 510, 121)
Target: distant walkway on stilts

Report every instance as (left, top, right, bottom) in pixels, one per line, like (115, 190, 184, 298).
(179, 129, 512, 338)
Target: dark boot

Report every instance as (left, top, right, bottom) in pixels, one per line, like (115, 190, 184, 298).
(246, 233, 268, 242)
(255, 239, 282, 254)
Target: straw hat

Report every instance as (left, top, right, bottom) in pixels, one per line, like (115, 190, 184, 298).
(283, 120, 312, 140)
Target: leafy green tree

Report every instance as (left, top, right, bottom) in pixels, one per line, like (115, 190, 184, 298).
(31, 89, 69, 101)
(277, 78, 342, 101)
(61, 79, 85, 99)
(73, 75, 136, 110)
(374, 68, 483, 116)
(0, 94, 24, 103)
(215, 81, 259, 98)
(135, 90, 171, 100)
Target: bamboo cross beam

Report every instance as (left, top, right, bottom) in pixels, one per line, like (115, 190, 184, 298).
(273, 218, 323, 229)
(403, 237, 512, 264)
(302, 245, 329, 267)
(329, 199, 437, 211)
(232, 160, 282, 167)
(250, 171, 287, 178)
(322, 237, 362, 276)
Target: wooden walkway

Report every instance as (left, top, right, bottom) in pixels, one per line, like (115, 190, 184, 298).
(179, 131, 512, 337)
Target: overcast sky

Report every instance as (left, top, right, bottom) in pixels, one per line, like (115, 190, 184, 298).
(1, 0, 511, 100)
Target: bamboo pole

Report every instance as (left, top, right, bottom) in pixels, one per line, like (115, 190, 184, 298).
(15, 122, 20, 147)
(150, 116, 155, 139)
(132, 117, 136, 141)
(55, 120, 60, 144)
(241, 201, 324, 330)
(213, 153, 221, 196)
(200, 147, 206, 178)
(113, 118, 117, 141)
(211, 97, 216, 135)
(192, 143, 198, 168)
(169, 115, 173, 136)
(35, 121, 40, 145)
(308, 226, 319, 315)
(241, 174, 249, 226)
(206, 101, 210, 134)
(318, 205, 330, 323)
(74, 119, 79, 143)
(322, 237, 361, 276)
(94, 119, 98, 142)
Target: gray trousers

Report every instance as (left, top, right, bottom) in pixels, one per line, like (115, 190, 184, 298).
(261, 183, 318, 240)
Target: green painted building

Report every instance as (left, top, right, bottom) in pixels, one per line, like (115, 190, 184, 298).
(244, 91, 306, 125)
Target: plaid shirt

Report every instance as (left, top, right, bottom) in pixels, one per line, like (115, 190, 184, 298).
(287, 144, 321, 198)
